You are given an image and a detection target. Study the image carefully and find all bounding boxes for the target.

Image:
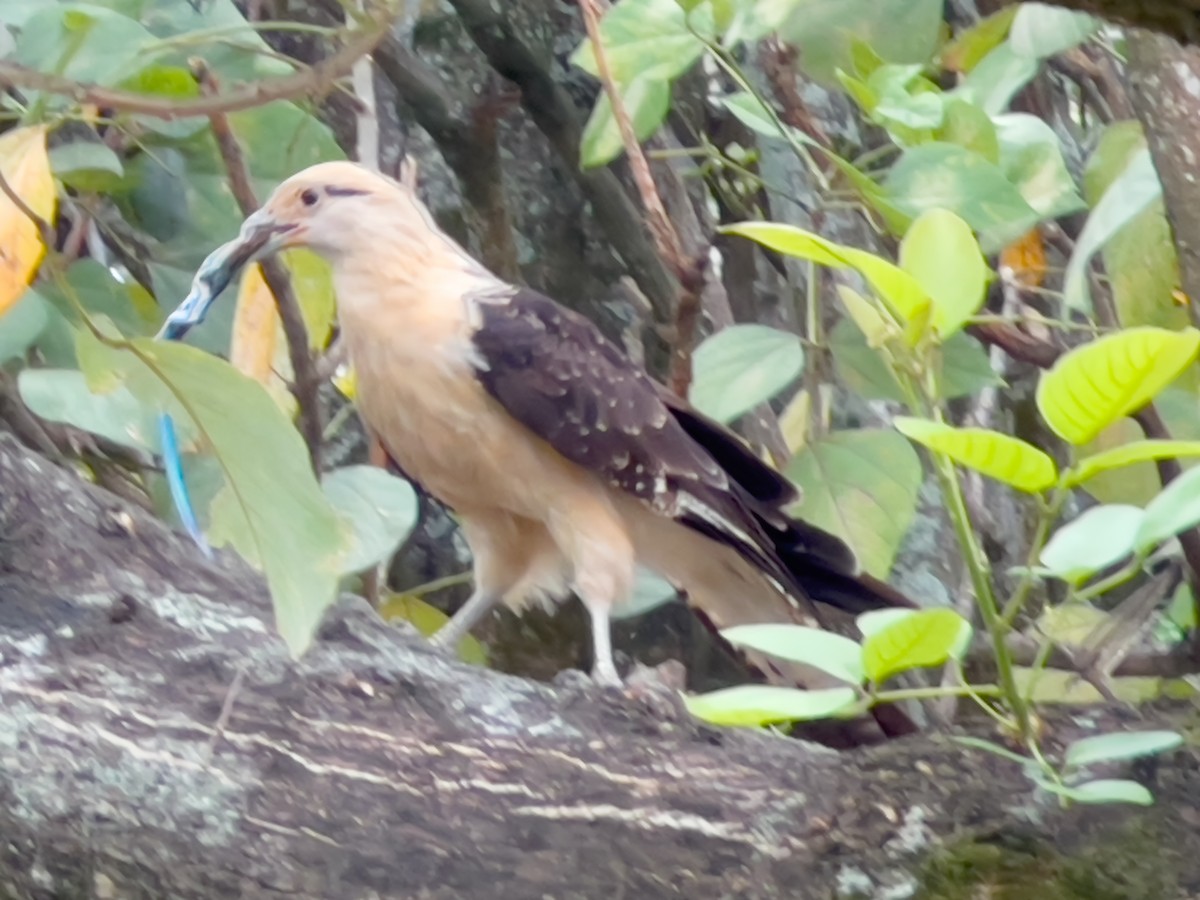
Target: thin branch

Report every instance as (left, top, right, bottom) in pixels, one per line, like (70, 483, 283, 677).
(192, 61, 324, 472)
(0, 165, 54, 249)
(0, 5, 395, 121)
(576, 0, 705, 396)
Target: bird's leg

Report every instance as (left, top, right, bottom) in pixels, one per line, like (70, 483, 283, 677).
(586, 601, 621, 687)
(429, 588, 500, 651)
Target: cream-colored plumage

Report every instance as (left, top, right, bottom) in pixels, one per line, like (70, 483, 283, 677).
(230, 161, 913, 685)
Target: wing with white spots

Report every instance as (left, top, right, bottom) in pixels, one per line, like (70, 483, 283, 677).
(470, 288, 914, 616)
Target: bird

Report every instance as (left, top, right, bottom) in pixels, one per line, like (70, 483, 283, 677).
(175, 160, 916, 687)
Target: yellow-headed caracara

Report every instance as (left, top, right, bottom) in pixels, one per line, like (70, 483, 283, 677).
(188, 161, 915, 685)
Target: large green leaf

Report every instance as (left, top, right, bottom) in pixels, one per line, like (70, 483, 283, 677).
(721, 624, 864, 685)
(1039, 504, 1143, 583)
(1137, 465, 1200, 554)
(0, 290, 49, 364)
(785, 429, 921, 577)
(14, 3, 157, 86)
(1009, 4, 1099, 58)
(894, 417, 1056, 492)
(994, 113, 1086, 220)
(571, 0, 709, 83)
(776, 0, 942, 85)
(1064, 147, 1163, 313)
(322, 466, 419, 576)
(1084, 123, 1184, 332)
(899, 208, 988, 337)
(689, 324, 804, 423)
(1036, 327, 1200, 445)
(17, 368, 159, 452)
(580, 77, 672, 169)
(952, 43, 1039, 116)
(861, 608, 972, 684)
(884, 142, 1041, 252)
(683, 685, 858, 727)
(77, 331, 345, 656)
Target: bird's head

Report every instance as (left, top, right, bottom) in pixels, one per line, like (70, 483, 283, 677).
(235, 161, 402, 262)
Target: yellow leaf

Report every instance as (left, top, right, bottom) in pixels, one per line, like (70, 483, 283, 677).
(378, 592, 487, 666)
(836, 285, 893, 347)
(1066, 439, 1200, 488)
(230, 262, 281, 384)
(861, 608, 971, 684)
(778, 388, 810, 454)
(332, 364, 358, 401)
(1036, 327, 1200, 445)
(894, 416, 1058, 492)
(0, 126, 56, 315)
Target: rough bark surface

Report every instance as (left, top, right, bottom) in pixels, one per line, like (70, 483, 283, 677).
(1, 433, 1198, 900)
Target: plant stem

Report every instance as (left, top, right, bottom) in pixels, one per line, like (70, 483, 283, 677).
(1001, 487, 1067, 625)
(872, 683, 1002, 703)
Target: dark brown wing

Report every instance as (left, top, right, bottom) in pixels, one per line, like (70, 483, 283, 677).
(470, 288, 912, 615)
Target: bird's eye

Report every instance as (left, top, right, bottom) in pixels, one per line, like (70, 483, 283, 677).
(299, 188, 320, 207)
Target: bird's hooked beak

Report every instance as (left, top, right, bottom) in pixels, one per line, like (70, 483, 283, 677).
(157, 207, 300, 340)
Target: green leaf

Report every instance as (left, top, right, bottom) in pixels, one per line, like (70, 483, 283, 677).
(952, 43, 1039, 116)
(1137, 465, 1200, 553)
(721, 624, 864, 684)
(899, 209, 988, 337)
(689, 324, 804, 423)
(718, 91, 813, 145)
(571, 0, 709, 83)
(1066, 440, 1200, 487)
(1039, 505, 1143, 583)
(36, 259, 161, 338)
(951, 734, 1033, 767)
(994, 113, 1086, 220)
(722, 222, 932, 323)
(322, 466, 419, 576)
(776, 0, 942, 85)
(883, 142, 1041, 253)
(15, 4, 157, 86)
(856, 608, 916, 639)
(862, 608, 972, 684)
(17, 368, 159, 452)
(937, 98, 1000, 162)
(1010, 4, 1099, 59)
(1085, 124, 1184, 332)
(49, 141, 124, 191)
(1036, 327, 1200, 445)
(580, 77, 672, 168)
(1064, 730, 1183, 769)
(77, 332, 344, 657)
(893, 417, 1057, 492)
(939, 8, 1017, 73)
(785, 429, 922, 578)
(0, 290, 48, 364)
(1064, 147, 1162, 313)
(1037, 778, 1154, 806)
(682, 685, 858, 727)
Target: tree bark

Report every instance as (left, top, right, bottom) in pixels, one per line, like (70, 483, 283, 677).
(0, 434, 1198, 899)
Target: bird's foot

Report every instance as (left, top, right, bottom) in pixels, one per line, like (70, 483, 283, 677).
(590, 658, 623, 689)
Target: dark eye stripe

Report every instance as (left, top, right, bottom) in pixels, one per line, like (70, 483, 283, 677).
(325, 186, 368, 198)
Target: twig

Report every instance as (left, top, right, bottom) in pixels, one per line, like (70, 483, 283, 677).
(192, 61, 324, 472)
(0, 7, 395, 121)
(0, 165, 54, 249)
(576, 0, 705, 396)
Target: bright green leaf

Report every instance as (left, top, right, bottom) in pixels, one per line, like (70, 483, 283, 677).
(322, 466, 419, 575)
(1038, 778, 1154, 806)
(682, 685, 858, 727)
(689, 324, 804, 423)
(1035, 327, 1200, 445)
(856, 609, 916, 639)
(571, 0, 709, 83)
(1064, 730, 1183, 769)
(721, 624, 864, 685)
(899, 209, 988, 337)
(723, 222, 932, 324)
(862, 608, 972, 684)
(894, 417, 1057, 492)
(939, 8, 1017, 73)
(1066, 440, 1200, 487)
(785, 429, 922, 578)
(952, 43, 1039, 116)
(77, 332, 344, 657)
(580, 77, 672, 168)
(1039, 505, 1143, 583)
